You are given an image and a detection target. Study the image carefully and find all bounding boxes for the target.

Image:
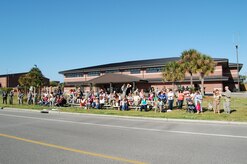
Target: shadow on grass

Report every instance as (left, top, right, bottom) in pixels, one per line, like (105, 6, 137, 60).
(218, 109, 237, 114)
(230, 109, 237, 114)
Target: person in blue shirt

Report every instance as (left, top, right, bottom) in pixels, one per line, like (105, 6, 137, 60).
(158, 91, 167, 105)
(140, 97, 147, 112)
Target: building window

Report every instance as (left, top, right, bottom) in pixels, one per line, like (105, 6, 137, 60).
(130, 69, 141, 74)
(146, 67, 162, 73)
(88, 71, 100, 77)
(65, 73, 83, 78)
(105, 70, 119, 74)
(122, 69, 130, 72)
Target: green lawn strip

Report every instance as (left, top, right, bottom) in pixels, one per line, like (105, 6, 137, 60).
(1, 96, 247, 122)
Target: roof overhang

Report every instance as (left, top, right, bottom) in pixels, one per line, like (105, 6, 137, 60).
(87, 73, 143, 85)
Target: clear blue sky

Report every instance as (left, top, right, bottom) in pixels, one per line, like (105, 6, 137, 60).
(0, 0, 246, 82)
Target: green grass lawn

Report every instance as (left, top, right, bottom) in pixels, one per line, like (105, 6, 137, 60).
(1, 96, 247, 122)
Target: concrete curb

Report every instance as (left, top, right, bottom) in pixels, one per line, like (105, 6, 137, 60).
(3, 107, 247, 125)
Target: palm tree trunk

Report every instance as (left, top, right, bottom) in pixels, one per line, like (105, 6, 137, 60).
(201, 76, 205, 96)
(190, 72, 193, 88)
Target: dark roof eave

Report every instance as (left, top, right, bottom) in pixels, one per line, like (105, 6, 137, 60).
(228, 63, 243, 71)
(0, 72, 28, 77)
(148, 76, 229, 83)
(213, 58, 228, 63)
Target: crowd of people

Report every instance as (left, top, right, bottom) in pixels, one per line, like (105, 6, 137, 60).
(1, 84, 232, 114)
(36, 84, 231, 114)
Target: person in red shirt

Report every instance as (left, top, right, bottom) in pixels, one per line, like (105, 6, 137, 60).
(177, 90, 184, 109)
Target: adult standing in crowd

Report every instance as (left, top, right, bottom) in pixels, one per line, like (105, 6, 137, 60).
(27, 91, 33, 105)
(213, 89, 221, 114)
(9, 89, 14, 105)
(194, 91, 203, 113)
(158, 90, 167, 105)
(2, 90, 7, 104)
(121, 83, 132, 98)
(167, 89, 174, 110)
(177, 90, 184, 109)
(18, 90, 24, 105)
(222, 86, 231, 114)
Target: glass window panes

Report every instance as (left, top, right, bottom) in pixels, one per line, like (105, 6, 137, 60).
(105, 70, 119, 74)
(130, 69, 141, 74)
(65, 73, 83, 78)
(88, 71, 100, 77)
(146, 67, 162, 73)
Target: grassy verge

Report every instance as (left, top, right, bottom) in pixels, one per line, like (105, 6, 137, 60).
(1, 96, 247, 122)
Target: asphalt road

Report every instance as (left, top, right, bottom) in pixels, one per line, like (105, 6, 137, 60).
(0, 108, 247, 164)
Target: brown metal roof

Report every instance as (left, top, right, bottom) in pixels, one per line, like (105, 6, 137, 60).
(59, 57, 231, 74)
(87, 73, 142, 84)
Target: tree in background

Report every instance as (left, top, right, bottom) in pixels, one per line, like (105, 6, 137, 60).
(49, 81, 60, 87)
(18, 74, 32, 94)
(162, 61, 185, 90)
(196, 54, 215, 96)
(180, 49, 200, 88)
(29, 66, 45, 89)
(18, 66, 45, 99)
(239, 75, 246, 83)
(239, 75, 247, 91)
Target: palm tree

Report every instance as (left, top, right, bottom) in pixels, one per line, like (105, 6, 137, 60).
(162, 61, 185, 90)
(196, 54, 215, 96)
(180, 49, 200, 88)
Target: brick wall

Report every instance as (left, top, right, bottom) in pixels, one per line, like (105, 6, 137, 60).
(0, 77, 7, 87)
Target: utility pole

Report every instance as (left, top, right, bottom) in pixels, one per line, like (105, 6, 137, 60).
(7, 69, 9, 88)
(236, 45, 240, 92)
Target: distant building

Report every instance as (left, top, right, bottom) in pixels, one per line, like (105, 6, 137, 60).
(59, 57, 243, 93)
(0, 72, 50, 88)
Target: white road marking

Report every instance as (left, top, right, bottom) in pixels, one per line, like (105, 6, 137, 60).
(4, 108, 247, 127)
(0, 113, 247, 139)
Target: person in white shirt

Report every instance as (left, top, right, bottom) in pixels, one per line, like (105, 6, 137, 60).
(167, 89, 174, 110)
(194, 91, 203, 112)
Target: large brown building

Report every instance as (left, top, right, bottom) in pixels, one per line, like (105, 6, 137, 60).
(59, 57, 243, 93)
(0, 72, 50, 88)
(0, 73, 27, 88)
